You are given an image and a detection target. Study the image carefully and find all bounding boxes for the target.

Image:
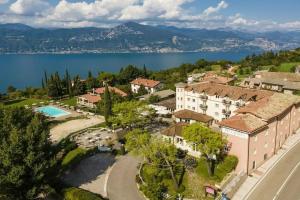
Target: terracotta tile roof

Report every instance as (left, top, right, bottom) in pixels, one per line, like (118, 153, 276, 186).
(237, 93, 300, 120)
(80, 94, 101, 104)
(94, 86, 128, 97)
(185, 82, 273, 101)
(161, 122, 188, 137)
(219, 114, 268, 133)
(131, 78, 160, 88)
(174, 109, 213, 123)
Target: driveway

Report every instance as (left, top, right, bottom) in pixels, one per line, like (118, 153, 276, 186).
(107, 155, 145, 200)
(62, 153, 115, 197)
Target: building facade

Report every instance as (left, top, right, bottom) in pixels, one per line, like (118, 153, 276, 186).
(175, 82, 272, 122)
(131, 78, 161, 94)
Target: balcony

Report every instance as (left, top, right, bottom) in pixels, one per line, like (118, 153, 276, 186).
(222, 99, 232, 106)
(222, 109, 231, 116)
(200, 104, 208, 110)
(235, 102, 245, 107)
(200, 94, 208, 100)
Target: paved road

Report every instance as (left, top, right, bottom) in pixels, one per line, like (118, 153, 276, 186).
(247, 142, 300, 200)
(107, 155, 145, 200)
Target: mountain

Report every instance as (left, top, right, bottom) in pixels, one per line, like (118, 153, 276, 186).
(0, 22, 299, 53)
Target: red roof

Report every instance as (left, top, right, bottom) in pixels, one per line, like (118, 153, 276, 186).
(131, 78, 160, 88)
(80, 94, 101, 104)
(94, 86, 128, 97)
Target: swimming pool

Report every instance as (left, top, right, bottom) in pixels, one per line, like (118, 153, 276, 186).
(36, 106, 71, 118)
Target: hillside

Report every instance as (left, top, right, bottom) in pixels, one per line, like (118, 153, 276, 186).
(0, 22, 300, 53)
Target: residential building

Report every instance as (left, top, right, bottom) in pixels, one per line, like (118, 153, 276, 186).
(175, 82, 273, 122)
(131, 78, 161, 94)
(161, 123, 201, 157)
(219, 93, 300, 174)
(150, 97, 176, 115)
(295, 65, 300, 74)
(77, 86, 127, 108)
(187, 71, 235, 85)
(241, 71, 300, 94)
(138, 89, 175, 101)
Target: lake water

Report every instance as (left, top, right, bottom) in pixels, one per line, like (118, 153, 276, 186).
(0, 51, 255, 92)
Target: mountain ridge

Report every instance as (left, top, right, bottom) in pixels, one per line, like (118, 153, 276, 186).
(0, 22, 299, 53)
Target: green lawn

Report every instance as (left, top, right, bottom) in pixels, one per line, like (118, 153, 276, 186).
(63, 187, 104, 200)
(2, 98, 49, 107)
(60, 97, 77, 107)
(61, 148, 88, 169)
(277, 62, 300, 72)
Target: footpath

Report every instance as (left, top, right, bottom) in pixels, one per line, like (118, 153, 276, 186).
(232, 129, 300, 200)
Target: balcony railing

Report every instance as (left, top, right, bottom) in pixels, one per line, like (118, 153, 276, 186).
(222, 99, 232, 105)
(200, 94, 208, 100)
(222, 109, 231, 116)
(200, 104, 208, 110)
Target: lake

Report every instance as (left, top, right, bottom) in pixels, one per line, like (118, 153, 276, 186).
(0, 51, 255, 92)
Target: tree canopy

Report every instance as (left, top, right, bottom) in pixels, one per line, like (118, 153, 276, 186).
(0, 107, 52, 200)
(182, 123, 227, 175)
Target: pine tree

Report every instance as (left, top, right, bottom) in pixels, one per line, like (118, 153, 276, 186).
(103, 83, 112, 126)
(44, 70, 48, 86)
(42, 78, 45, 89)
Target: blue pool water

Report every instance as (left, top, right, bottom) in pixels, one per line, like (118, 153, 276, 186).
(36, 106, 70, 118)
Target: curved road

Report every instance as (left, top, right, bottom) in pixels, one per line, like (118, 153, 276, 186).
(107, 155, 145, 200)
(247, 141, 300, 200)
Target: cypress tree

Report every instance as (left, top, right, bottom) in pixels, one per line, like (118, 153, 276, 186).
(103, 83, 112, 126)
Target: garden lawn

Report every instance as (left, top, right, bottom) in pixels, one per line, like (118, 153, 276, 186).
(61, 148, 88, 169)
(63, 187, 104, 200)
(60, 97, 77, 107)
(196, 155, 238, 183)
(3, 98, 48, 107)
(277, 62, 300, 72)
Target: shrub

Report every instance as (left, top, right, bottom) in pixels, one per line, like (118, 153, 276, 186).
(61, 148, 87, 169)
(63, 187, 104, 200)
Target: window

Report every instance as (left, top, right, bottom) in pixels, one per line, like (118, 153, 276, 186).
(187, 98, 190, 101)
(192, 99, 195, 102)
(215, 112, 219, 116)
(264, 153, 268, 160)
(252, 161, 256, 169)
(215, 103, 219, 108)
(192, 107, 195, 111)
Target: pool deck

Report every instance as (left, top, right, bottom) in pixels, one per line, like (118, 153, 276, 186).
(50, 115, 105, 143)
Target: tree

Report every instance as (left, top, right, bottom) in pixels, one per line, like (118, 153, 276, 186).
(125, 130, 183, 190)
(103, 84, 112, 125)
(86, 71, 98, 90)
(0, 107, 52, 199)
(148, 95, 160, 104)
(182, 123, 227, 176)
(110, 101, 155, 129)
(7, 85, 16, 94)
(137, 85, 148, 96)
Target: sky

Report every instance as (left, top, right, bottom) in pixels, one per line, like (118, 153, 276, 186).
(0, 0, 299, 31)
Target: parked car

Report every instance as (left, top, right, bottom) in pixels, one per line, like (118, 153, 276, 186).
(98, 145, 112, 152)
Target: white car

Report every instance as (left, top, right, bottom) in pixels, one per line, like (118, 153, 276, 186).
(98, 145, 112, 152)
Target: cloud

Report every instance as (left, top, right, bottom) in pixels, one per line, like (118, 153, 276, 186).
(203, 0, 228, 16)
(2, 0, 300, 31)
(10, 0, 50, 15)
(0, 0, 9, 4)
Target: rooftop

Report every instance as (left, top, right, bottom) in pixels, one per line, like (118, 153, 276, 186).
(154, 97, 176, 110)
(174, 109, 213, 123)
(161, 122, 188, 137)
(184, 82, 273, 101)
(254, 71, 300, 82)
(80, 94, 101, 104)
(131, 78, 160, 88)
(139, 89, 175, 100)
(94, 86, 128, 97)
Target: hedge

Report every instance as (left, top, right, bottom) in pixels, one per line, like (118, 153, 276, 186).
(63, 187, 104, 200)
(61, 148, 88, 169)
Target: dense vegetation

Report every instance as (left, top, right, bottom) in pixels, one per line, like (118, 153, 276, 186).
(0, 107, 53, 199)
